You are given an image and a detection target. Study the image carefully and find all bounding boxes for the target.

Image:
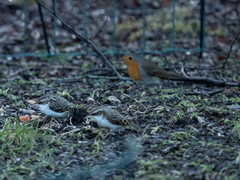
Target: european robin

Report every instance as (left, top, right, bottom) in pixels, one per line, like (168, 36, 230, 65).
(87, 106, 139, 131)
(34, 94, 72, 118)
(122, 54, 188, 87)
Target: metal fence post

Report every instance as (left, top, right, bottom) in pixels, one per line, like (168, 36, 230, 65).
(171, 0, 175, 52)
(83, 0, 87, 54)
(52, 0, 57, 55)
(37, 2, 51, 56)
(200, 0, 205, 57)
(23, 0, 28, 53)
(112, 0, 116, 54)
(141, 0, 146, 55)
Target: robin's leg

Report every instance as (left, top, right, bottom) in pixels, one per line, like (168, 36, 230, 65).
(159, 80, 164, 90)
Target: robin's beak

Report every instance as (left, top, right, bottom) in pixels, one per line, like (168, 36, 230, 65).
(117, 57, 123, 61)
(121, 56, 128, 62)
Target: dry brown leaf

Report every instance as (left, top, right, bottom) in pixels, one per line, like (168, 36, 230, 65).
(141, 91, 146, 97)
(28, 100, 36, 104)
(87, 97, 95, 102)
(0, 108, 4, 112)
(20, 115, 30, 122)
(31, 115, 40, 120)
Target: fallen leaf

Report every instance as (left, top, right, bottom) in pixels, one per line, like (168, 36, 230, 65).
(218, 56, 225, 61)
(87, 97, 95, 102)
(20, 115, 30, 122)
(28, 100, 36, 104)
(133, 0, 141, 6)
(162, 0, 172, 7)
(0, 108, 4, 112)
(31, 115, 40, 120)
(141, 91, 146, 97)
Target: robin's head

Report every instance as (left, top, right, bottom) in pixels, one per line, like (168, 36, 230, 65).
(122, 54, 144, 65)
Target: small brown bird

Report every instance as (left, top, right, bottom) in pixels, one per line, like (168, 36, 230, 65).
(87, 106, 139, 131)
(122, 54, 189, 87)
(35, 94, 73, 118)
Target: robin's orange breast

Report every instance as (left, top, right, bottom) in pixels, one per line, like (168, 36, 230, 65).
(123, 57, 142, 81)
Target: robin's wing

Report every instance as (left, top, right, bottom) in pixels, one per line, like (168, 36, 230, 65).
(141, 58, 186, 80)
(140, 59, 170, 78)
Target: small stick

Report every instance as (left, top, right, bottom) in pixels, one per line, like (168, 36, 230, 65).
(222, 28, 240, 68)
(35, 0, 123, 79)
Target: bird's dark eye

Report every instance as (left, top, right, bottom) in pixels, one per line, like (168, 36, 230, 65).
(129, 57, 132, 60)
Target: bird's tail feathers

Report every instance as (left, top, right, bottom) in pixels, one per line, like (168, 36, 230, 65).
(124, 123, 140, 131)
(155, 71, 189, 81)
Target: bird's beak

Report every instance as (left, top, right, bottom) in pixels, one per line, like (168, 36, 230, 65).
(121, 56, 128, 62)
(32, 104, 40, 110)
(117, 57, 123, 61)
(86, 115, 98, 120)
(85, 115, 92, 119)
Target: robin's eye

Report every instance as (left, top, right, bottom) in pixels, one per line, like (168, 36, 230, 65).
(129, 57, 132, 60)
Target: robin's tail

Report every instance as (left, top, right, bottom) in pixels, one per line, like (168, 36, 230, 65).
(155, 71, 189, 81)
(153, 67, 240, 86)
(168, 73, 190, 81)
(159, 71, 223, 85)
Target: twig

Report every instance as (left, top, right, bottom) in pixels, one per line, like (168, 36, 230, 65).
(222, 28, 240, 68)
(92, 18, 109, 39)
(99, 80, 122, 95)
(164, 66, 239, 72)
(50, 76, 83, 83)
(179, 62, 189, 78)
(35, 0, 123, 79)
(86, 74, 129, 80)
(169, 76, 240, 87)
(166, 88, 225, 95)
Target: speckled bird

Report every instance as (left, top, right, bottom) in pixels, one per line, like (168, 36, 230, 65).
(35, 94, 73, 119)
(87, 106, 139, 131)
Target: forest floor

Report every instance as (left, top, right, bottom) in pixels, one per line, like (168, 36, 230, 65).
(1, 63, 240, 180)
(0, 0, 240, 179)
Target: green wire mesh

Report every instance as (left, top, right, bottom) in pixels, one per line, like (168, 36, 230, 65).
(0, 0, 205, 58)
